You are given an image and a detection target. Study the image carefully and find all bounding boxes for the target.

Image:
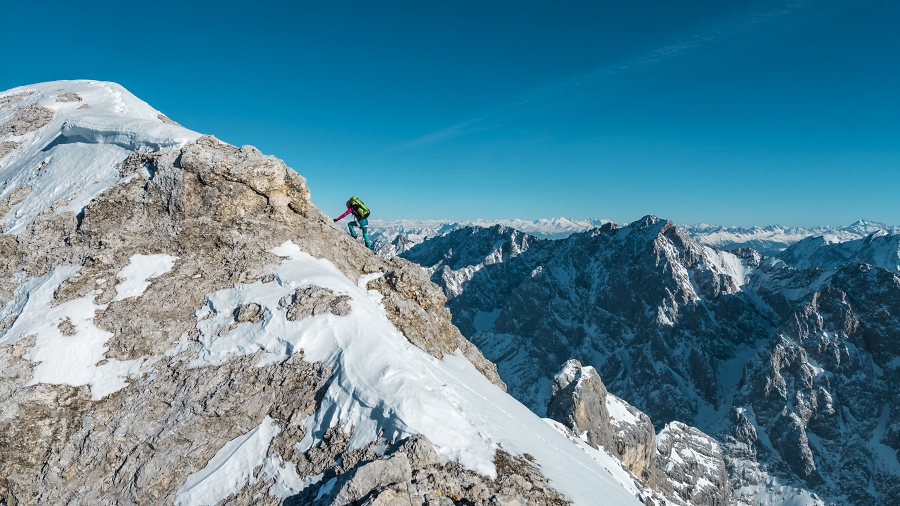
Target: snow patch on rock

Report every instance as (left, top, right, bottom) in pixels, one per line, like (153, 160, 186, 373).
(175, 416, 280, 506)
(259, 455, 320, 499)
(112, 254, 178, 301)
(606, 394, 641, 429)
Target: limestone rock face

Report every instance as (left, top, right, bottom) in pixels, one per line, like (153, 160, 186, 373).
(546, 360, 657, 478)
(282, 286, 352, 320)
(655, 422, 735, 506)
(546, 359, 612, 452)
(0, 102, 54, 137)
(0, 82, 516, 505)
(606, 394, 657, 482)
(0, 140, 19, 159)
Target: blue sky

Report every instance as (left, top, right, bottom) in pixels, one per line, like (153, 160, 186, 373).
(2, 0, 898, 226)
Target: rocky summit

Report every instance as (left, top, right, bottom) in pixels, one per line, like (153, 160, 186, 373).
(398, 217, 900, 505)
(0, 81, 654, 506)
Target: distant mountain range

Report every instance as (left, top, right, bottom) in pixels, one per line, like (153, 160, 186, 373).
(394, 216, 900, 506)
(684, 220, 899, 256)
(370, 218, 608, 257)
(371, 218, 899, 258)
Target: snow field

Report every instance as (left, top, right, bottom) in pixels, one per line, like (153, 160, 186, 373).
(606, 395, 641, 431)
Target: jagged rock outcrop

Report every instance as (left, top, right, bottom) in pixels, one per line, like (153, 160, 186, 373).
(546, 360, 738, 506)
(288, 436, 569, 506)
(546, 360, 612, 452)
(547, 361, 656, 480)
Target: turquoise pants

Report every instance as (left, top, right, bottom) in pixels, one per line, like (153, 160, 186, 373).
(349, 218, 371, 248)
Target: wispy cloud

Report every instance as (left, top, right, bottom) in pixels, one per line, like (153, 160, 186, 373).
(392, 0, 818, 151)
(391, 117, 491, 151)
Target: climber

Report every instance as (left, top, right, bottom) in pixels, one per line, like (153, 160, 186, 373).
(333, 196, 372, 249)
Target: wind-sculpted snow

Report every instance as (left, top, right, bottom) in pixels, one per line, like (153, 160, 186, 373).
(0, 80, 201, 234)
(176, 416, 282, 506)
(183, 240, 642, 504)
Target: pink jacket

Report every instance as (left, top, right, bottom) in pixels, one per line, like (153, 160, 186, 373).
(334, 207, 355, 221)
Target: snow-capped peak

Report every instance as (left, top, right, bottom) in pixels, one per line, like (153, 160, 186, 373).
(0, 80, 200, 234)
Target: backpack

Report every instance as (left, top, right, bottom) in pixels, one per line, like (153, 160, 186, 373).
(347, 196, 370, 219)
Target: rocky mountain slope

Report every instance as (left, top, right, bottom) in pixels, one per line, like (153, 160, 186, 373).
(0, 81, 651, 505)
(398, 218, 900, 506)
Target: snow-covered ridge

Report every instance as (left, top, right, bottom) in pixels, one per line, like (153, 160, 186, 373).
(179, 240, 641, 505)
(0, 80, 200, 234)
(780, 230, 900, 272)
